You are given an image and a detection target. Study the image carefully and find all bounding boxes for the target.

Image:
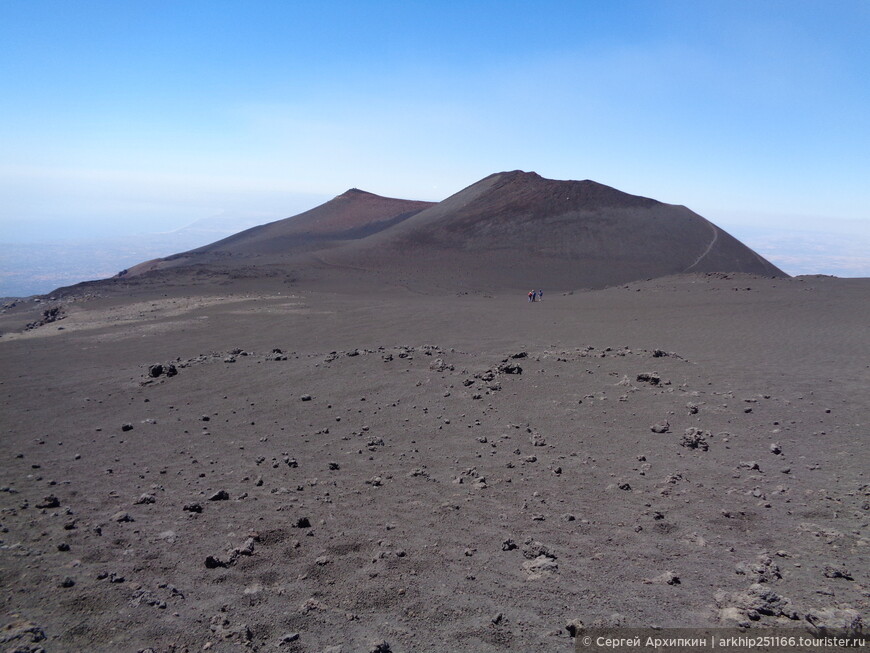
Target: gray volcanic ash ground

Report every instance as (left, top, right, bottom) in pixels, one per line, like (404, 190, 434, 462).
(0, 273, 867, 652)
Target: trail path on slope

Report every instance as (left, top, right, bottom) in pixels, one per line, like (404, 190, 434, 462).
(684, 220, 719, 271)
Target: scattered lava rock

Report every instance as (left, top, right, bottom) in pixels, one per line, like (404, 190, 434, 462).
(497, 361, 523, 374)
(36, 495, 60, 509)
(204, 555, 228, 569)
(25, 306, 65, 330)
(823, 565, 854, 580)
(680, 427, 710, 451)
(148, 363, 178, 378)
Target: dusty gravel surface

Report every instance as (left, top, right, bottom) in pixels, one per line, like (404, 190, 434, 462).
(0, 273, 866, 652)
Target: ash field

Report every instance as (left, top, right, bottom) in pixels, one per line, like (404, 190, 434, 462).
(1, 172, 867, 652)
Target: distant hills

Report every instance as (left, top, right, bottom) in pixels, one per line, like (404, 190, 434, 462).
(121, 171, 786, 291)
(124, 189, 433, 276)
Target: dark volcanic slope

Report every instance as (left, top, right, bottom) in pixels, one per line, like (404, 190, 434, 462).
(322, 171, 786, 290)
(120, 171, 785, 292)
(125, 189, 434, 275)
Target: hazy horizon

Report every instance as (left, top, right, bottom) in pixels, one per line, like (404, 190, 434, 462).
(2, 182, 867, 298)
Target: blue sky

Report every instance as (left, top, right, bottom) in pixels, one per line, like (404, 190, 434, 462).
(1, 0, 868, 276)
